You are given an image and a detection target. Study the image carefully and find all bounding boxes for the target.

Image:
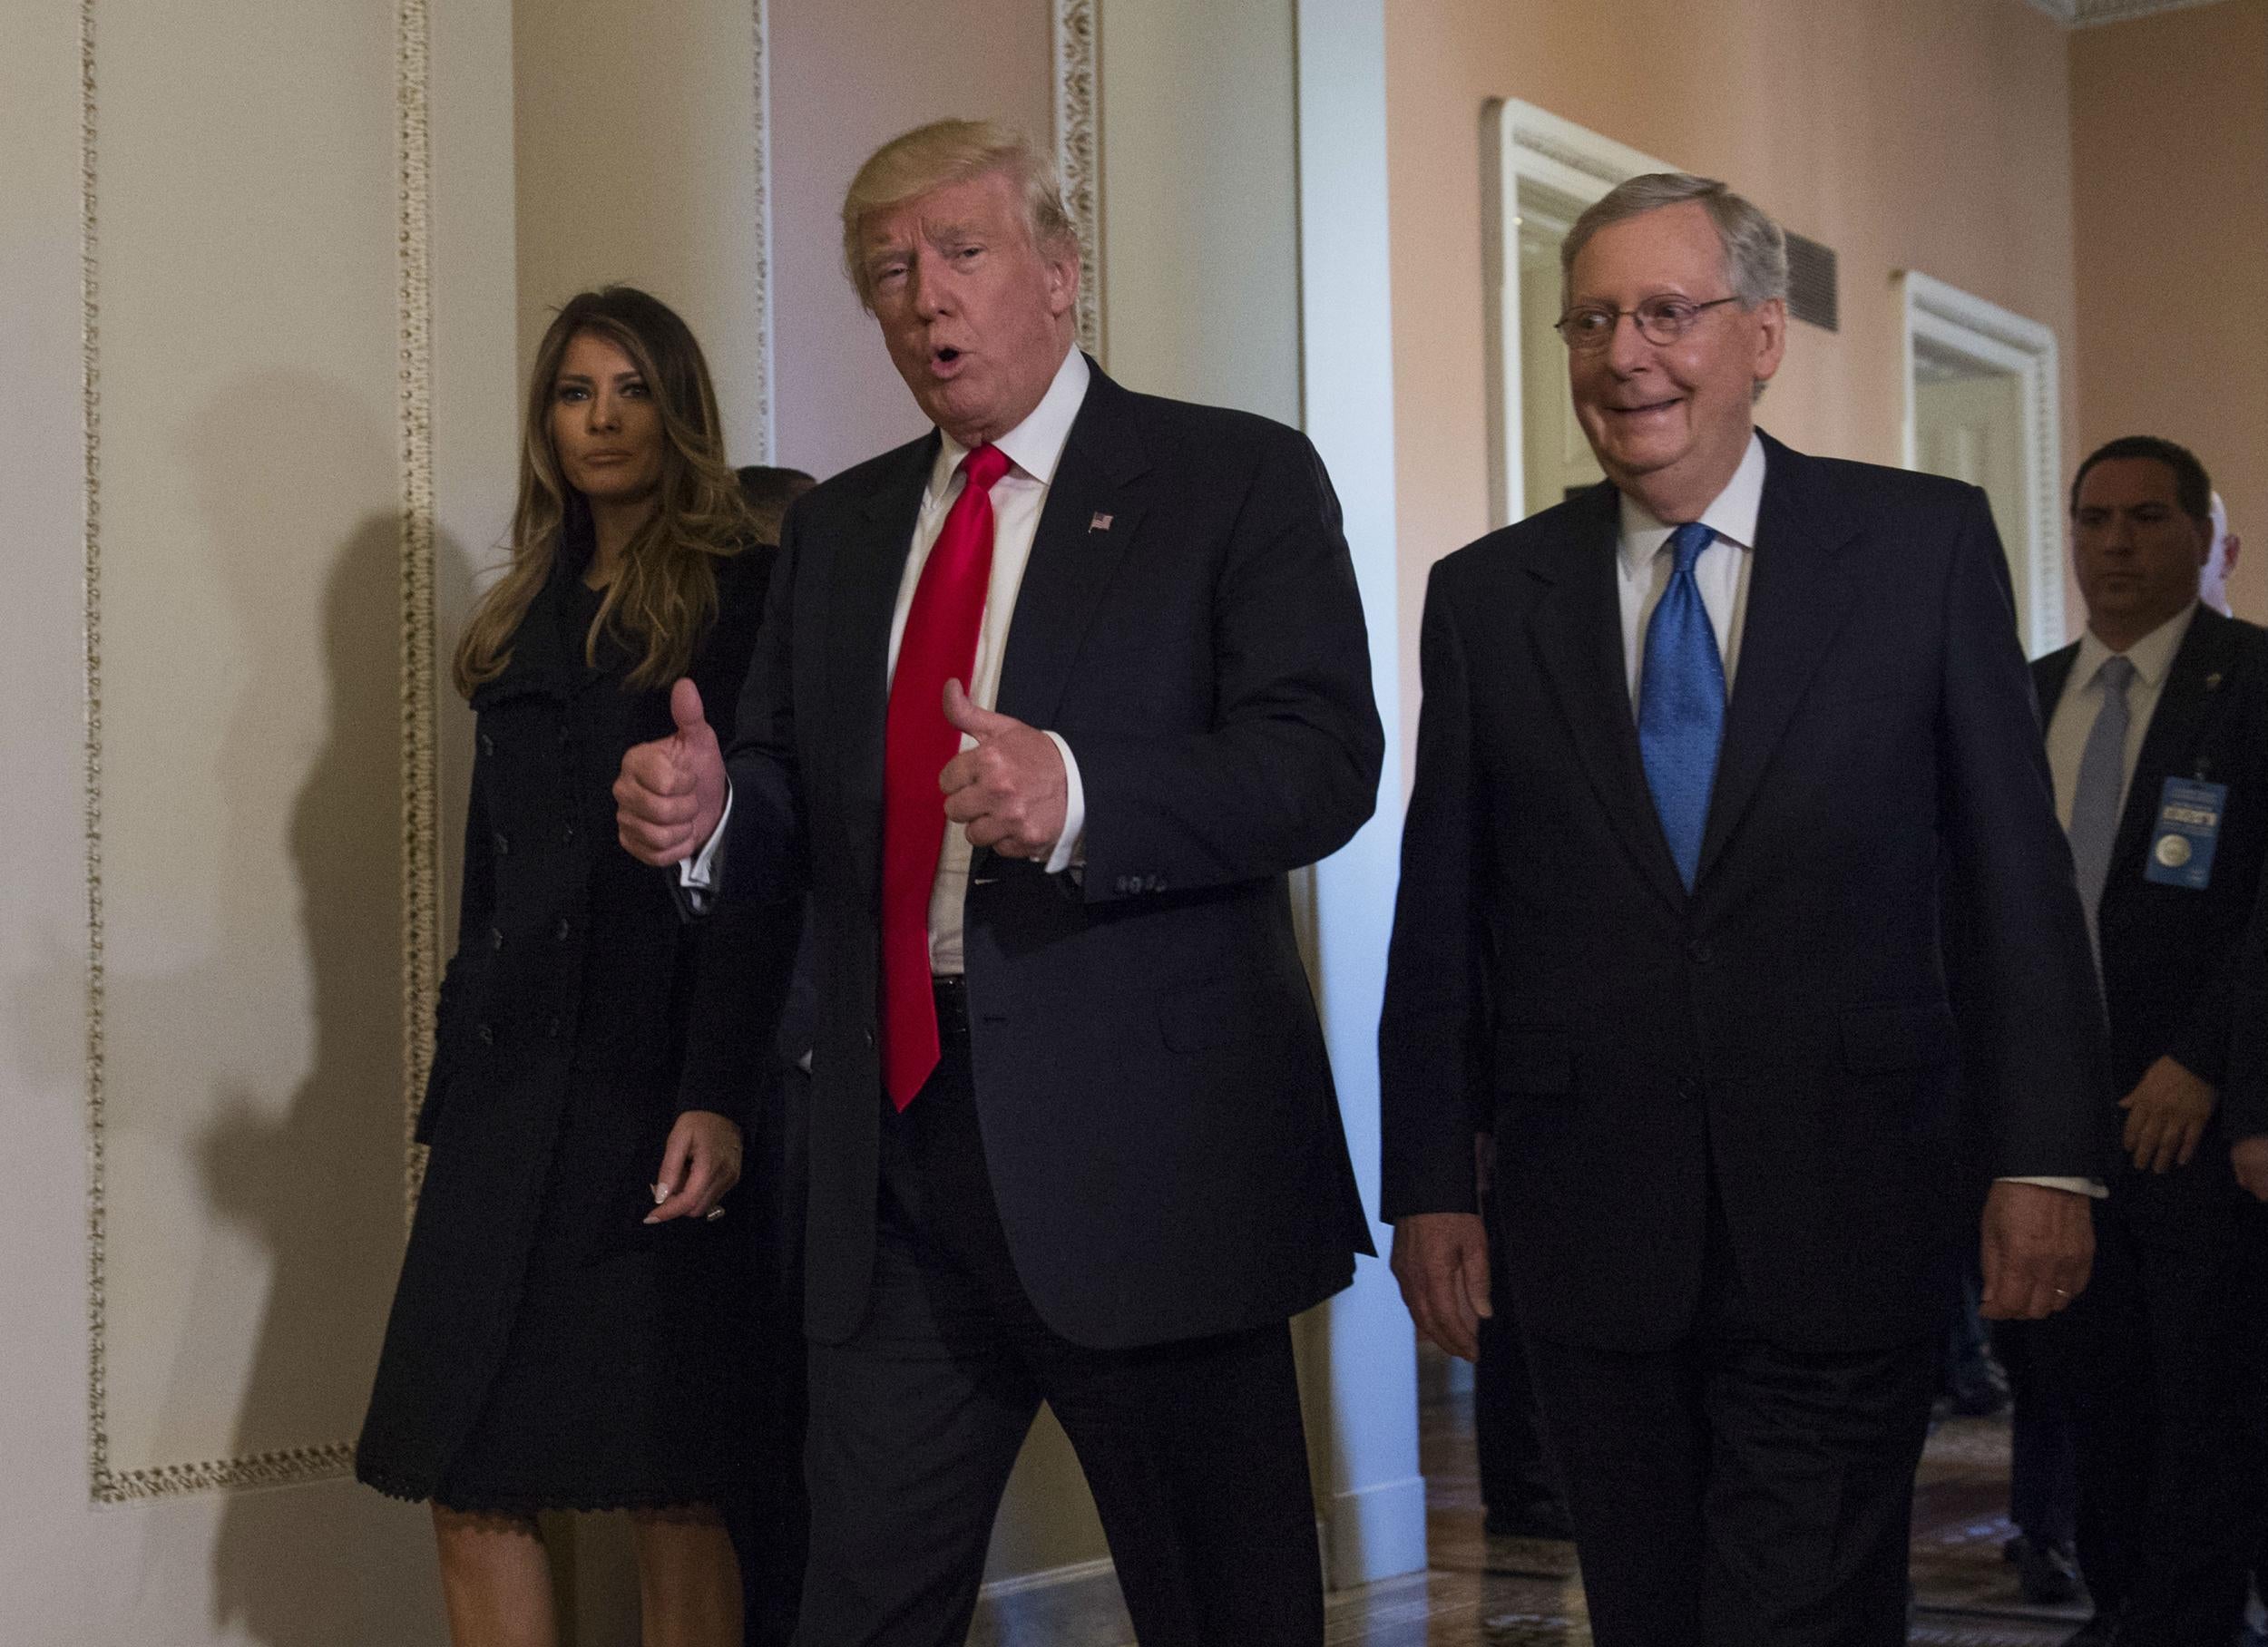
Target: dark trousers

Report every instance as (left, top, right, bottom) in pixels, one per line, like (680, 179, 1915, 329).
(1474, 1188, 1565, 1517)
(1519, 1194, 1938, 1647)
(793, 989, 1325, 1647)
(2064, 1184, 2268, 1645)
(1991, 1316, 2077, 1550)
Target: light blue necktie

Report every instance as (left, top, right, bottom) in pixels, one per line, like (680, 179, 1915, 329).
(1638, 521, 1726, 890)
(2067, 653, 2136, 925)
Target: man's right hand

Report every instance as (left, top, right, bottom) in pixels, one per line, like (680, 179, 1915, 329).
(1390, 1212, 1493, 1362)
(614, 677, 726, 866)
(2234, 1135, 2268, 1204)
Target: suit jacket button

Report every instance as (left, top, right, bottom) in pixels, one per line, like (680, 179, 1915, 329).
(1686, 938, 1714, 964)
(1678, 1077, 1700, 1100)
(554, 916, 572, 942)
(562, 823, 577, 844)
(489, 925, 504, 950)
(547, 1017, 563, 1039)
(493, 832, 509, 857)
(476, 1023, 495, 1046)
(479, 733, 495, 757)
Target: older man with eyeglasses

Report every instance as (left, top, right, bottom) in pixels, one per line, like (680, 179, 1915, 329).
(1380, 172, 2108, 1646)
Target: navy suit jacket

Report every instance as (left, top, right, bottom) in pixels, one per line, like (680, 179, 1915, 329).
(703, 360, 1383, 1350)
(2034, 605, 2268, 1206)
(1380, 432, 2107, 1354)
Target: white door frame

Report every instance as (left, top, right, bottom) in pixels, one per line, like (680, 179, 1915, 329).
(1482, 98, 1670, 527)
(1898, 270, 2067, 653)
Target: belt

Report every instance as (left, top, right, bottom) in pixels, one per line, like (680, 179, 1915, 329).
(931, 973, 969, 1038)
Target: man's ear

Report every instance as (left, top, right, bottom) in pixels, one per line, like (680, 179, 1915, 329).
(1045, 246, 1080, 320)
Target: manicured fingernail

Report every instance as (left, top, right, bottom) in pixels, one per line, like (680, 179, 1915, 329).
(652, 1182, 671, 1204)
(643, 1213, 661, 1224)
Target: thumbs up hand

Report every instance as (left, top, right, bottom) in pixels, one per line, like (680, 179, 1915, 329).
(939, 678, 1068, 862)
(613, 677, 727, 865)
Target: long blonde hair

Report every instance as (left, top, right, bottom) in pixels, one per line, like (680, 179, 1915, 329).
(455, 287, 756, 696)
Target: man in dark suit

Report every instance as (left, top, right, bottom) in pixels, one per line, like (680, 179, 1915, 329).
(1379, 172, 2107, 1646)
(616, 119, 1381, 1647)
(2035, 436, 2268, 1647)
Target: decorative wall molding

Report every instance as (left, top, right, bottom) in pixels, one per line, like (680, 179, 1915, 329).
(1897, 270, 2067, 655)
(1052, 0, 1102, 359)
(1481, 98, 1672, 527)
(748, 0, 775, 461)
(2022, 0, 2232, 26)
(83, 0, 441, 1504)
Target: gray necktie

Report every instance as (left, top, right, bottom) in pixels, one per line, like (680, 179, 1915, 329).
(2068, 654, 2136, 919)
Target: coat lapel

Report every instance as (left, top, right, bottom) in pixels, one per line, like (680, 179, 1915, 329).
(2102, 607, 2237, 914)
(1526, 483, 1690, 916)
(2032, 644, 2080, 732)
(993, 359, 1149, 730)
(828, 435, 937, 869)
(1693, 437, 1865, 888)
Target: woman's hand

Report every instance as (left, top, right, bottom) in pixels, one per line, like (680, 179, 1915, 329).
(646, 1109, 742, 1223)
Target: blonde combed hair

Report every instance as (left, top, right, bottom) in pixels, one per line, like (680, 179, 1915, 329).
(455, 287, 756, 697)
(839, 118, 1077, 310)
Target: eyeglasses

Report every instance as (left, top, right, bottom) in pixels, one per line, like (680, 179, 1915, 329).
(1554, 296, 1740, 352)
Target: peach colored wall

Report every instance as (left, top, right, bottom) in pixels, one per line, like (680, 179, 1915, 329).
(767, 0, 1055, 482)
(2072, 0, 2268, 625)
(1384, 0, 2084, 772)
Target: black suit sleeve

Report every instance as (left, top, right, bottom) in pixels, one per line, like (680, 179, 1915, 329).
(675, 546, 804, 1126)
(709, 508, 813, 911)
(2224, 864, 2268, 1143)
(1070, 429, 1384, 901)
(1377, 558, 1489, 1221)
(1935, 492, 2111, 1179)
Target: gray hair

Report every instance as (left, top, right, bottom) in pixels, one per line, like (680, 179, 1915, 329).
(1559, 172, 1789, 311)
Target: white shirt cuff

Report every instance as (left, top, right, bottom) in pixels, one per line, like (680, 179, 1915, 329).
(679, 781, 732, 893)
(1041, 731, 1085, 876)
(1997, 1174, 2107, 1199)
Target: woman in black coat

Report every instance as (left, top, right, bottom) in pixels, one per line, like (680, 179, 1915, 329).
(357, 287, 797, 1647)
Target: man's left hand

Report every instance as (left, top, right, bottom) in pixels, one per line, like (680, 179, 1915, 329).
(940, 678, 1067, 862)
(1979, 1179, 2093, 1321)
(2117, 1055, 2217, 1173)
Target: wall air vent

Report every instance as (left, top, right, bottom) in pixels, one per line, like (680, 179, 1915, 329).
(1784, 232, 1839, 333)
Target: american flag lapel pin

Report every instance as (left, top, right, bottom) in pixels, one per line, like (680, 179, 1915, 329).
(1089, 512, 1113, 533)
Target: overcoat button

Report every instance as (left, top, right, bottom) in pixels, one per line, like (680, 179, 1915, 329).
(479, 734, 494, 757)
(554, 917, 572, 942)
(489, 926, 504, 950)
(476, 1023, 495, 1045)
(494, 833, 509, 856)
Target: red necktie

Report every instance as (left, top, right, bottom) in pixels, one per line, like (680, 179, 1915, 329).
(880, 443, 1011, 1109)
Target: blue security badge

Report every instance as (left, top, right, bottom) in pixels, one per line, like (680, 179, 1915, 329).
(2143, 776, 2226, 889)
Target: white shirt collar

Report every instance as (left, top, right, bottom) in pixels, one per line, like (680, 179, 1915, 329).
(2074, 600, 2197, 692)
(929, 345, 1090, 499)
(1617, 431, 1767, 575)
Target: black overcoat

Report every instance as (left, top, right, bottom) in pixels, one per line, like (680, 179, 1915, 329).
(357, 533, 797, 1506)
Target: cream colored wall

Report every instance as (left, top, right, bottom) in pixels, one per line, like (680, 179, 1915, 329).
(2072, 0, 2268, 625)
(767, 0, 1056, 481)
(0, 0, 518, 1640)
(1385, 0, 2085, 770)
(513, 0, 770, 463)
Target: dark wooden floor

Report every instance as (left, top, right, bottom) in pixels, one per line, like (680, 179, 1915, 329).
(975, 1348, 2084, 1645)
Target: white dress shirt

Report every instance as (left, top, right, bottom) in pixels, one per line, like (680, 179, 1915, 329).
(2044, 602, 2198, 833)
(1616, 432, 1764, 706)
(1617, 434, 2096, 1198)
(685, 346, 1090, 979)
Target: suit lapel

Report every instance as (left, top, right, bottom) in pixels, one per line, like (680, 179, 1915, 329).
(1694, 438, 1865, 888)
(2033, 644, 2080, 732)
(829, 436, 937, 870)
(2102, 607, 2236, 916)
(1526, 484, 1690, 916)
(993, 361, 1149, 729)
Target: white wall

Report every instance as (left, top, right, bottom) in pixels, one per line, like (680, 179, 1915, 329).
(0, 0, 519, 1640)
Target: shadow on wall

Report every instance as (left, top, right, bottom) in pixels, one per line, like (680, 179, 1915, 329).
(163, 371, 464, 1643)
